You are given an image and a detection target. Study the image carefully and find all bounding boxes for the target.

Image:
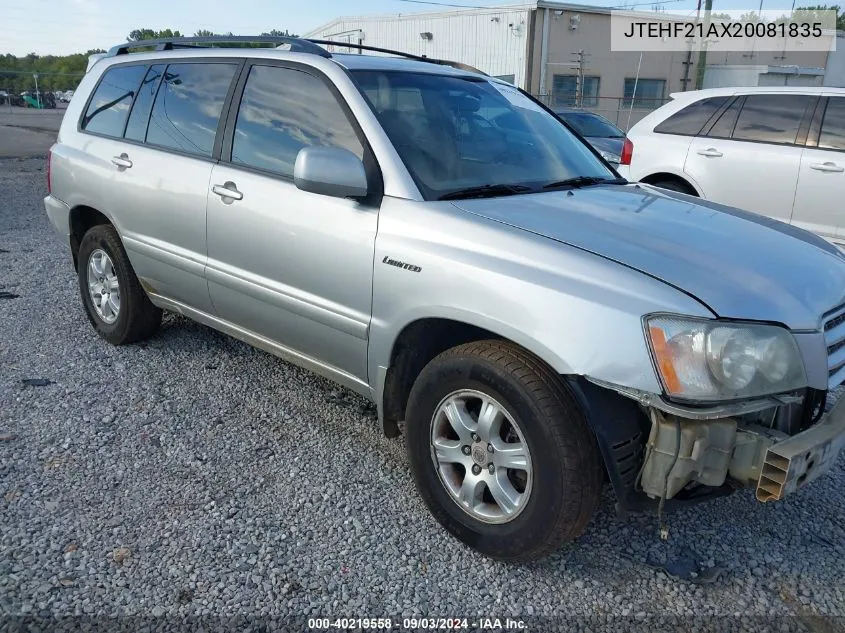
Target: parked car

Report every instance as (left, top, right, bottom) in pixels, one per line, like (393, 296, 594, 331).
(61, 90, 75, 103)
(618, 87, 845, 247)
(554, 108, 626, 165)
(19, 90, 56, 109)
(45, 37, 845, 562)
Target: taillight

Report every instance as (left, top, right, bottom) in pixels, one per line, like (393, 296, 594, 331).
(620, 138, 633, 166)
(46, 145, 53, 194)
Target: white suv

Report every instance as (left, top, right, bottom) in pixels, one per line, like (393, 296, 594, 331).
(618, 87, 845, 247)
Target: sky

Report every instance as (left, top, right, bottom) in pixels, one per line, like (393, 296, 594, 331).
(2, 0, 811, 57)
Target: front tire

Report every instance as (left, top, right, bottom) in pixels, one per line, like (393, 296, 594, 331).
(77, 224, 162, 345)
(406, 340, 603, 562)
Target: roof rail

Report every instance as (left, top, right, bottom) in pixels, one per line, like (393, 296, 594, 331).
(105, 35, 487, 76)
(106, 35, 332, 58)
(305, 39, 487, 76)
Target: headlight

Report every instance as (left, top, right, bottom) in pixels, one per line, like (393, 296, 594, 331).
(645, 315, 806, 401)
(599, 149, 620, 163)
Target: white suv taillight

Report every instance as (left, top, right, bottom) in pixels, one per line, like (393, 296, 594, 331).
(620, 138, 633, 166)
(46, 145, 54, 194)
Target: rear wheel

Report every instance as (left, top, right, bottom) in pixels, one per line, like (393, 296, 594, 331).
(405, 340, 603, 561)
(77, 224, 161, 345)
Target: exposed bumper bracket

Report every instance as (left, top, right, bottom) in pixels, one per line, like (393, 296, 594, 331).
(757, 396, 845, 502)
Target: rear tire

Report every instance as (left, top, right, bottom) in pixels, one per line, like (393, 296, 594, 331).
(77, 224, 162, 345)
(405, 340, 603, 562)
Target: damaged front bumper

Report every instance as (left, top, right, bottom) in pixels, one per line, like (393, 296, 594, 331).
(639, 395, 845, 503)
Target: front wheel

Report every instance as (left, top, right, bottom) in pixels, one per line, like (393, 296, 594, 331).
(405, 340, 603, 562)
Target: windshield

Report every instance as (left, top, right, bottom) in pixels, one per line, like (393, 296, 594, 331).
(557, 112, 624, 138)
(351, 70, 615, 200)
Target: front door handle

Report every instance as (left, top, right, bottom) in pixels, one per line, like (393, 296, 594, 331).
(810, 161, 844, 173)
(696, 148, 723, 158)
(111, 153, 132, 169)
(211, 182, 243, 201)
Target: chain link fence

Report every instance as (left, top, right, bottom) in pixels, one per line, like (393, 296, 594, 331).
(532, 94, 672, 131)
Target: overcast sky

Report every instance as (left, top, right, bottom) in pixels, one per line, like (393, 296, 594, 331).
(4, 0, 806, 56)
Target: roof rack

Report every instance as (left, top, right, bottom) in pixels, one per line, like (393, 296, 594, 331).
(105, 35, 487, 76)
(305, 39, 487, 75)
(107, 35, 331, 57)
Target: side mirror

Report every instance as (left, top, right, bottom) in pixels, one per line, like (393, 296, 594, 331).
(293, 146, 368, 199)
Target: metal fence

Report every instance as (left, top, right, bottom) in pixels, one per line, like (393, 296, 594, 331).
(532, 94, 672, 131)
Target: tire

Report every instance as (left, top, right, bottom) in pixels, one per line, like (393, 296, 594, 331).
(405, 340, 603, 562)
(77, 224, 162, 345)
(651, 179, 697, 195)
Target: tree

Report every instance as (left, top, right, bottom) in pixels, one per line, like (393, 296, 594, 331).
(774, 5, 844, 28)
(261, 29, 298, 37)
(127, 28, 182, 42)
(737, 10, 762, 22)
(0, 50, 90, 93)
(792, 5, 845, 29)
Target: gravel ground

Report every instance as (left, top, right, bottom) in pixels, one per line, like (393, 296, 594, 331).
(2, 156, 845, 632)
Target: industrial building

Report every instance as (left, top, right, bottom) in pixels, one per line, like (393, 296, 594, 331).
(306, 2, 842, 128)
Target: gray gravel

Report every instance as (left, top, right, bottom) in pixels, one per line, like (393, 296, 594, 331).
(2, 156, 845, 631)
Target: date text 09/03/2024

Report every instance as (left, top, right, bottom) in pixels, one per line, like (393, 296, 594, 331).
(307, 617, 529, 630)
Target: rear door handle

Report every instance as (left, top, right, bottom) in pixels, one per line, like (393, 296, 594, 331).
(111, 154, 132, 169)
(810, 161, 844, 173)
(696, 148, 723, 158)
(211, 182, 243, 201)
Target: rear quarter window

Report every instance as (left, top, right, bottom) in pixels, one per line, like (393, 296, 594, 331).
(653, 96, 729, 136)
(124, 64, 166, 143)
(818, 97, 845, 151)
(81, 64, 147, 137)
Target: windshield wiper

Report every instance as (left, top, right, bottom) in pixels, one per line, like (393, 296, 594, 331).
(542, 176, 627, 190)
(439, 183, 534, 201)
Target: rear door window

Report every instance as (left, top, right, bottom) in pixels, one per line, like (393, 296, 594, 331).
(146, 62, 238, 158)
(81, 64, 147, 137)
(230, 65, 363, 177)
(818, 97, 845, 151)
(124, 64, 165, 142)
(654, 96, 729, 136)
(731, 94, 814, 145)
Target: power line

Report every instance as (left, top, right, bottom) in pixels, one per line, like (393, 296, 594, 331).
(396, 0, 498, 8)
(0, 69, 85, 76)
(609, 0, 693, 9)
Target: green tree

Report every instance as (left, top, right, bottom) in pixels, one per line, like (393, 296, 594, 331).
(127, 28, 183, 41)
(0, 49, 94, 93)
(774, 5, 844, 27)
(793, 5, 845, 28)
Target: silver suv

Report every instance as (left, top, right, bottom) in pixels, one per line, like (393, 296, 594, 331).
(45, 36, 845, 562)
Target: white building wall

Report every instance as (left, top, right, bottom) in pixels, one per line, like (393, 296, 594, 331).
(824, 33, 845, 87)
(305, 7, 533, 89)
(703, 65, 768, 89)
(704, 65, 825, 88)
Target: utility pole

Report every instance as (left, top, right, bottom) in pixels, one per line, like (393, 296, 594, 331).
(33, 73, 40, 109)
(681, 0, 702, 90)
(694, 0, 713, 90)
(572, 49, 587, 107)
